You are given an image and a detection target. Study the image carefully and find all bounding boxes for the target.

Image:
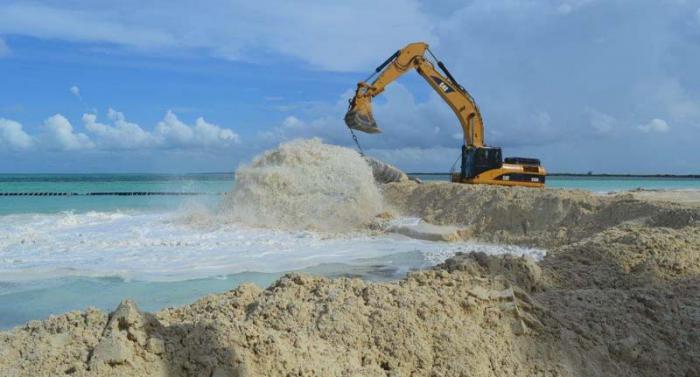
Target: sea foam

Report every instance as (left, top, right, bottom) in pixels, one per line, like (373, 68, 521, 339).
(0, 210, 545, 282)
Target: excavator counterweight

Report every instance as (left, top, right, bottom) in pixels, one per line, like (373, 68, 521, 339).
(344, 42, 546, 188)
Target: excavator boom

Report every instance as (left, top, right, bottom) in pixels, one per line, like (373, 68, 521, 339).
(345, 42, 484, 147)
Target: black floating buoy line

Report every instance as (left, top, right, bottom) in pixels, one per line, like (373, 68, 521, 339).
(0, 192, 223, 197)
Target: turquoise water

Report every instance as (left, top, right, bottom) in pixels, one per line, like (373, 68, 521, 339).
(3, 173, 700, 215)
(1, 173, 699, 329)
(0, 255, 424, 329)
(548, 176, 700, 191)
(0, 174, 233, 215)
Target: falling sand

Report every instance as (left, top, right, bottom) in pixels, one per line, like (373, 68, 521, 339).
(221, 138, 386, 232)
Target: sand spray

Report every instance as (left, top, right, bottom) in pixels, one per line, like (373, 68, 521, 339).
(220, 138, 385, 232)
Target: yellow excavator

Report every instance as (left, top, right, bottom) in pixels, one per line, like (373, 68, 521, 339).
(345, 42, 546, 188)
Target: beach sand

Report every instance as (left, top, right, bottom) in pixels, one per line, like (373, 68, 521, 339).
(2, 181, 698, 376)
(627, 188, 700, 207)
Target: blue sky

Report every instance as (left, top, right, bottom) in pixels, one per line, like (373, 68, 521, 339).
(1, 0, 700, 174)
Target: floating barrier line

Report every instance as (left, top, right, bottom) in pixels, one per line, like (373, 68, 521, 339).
(0, 192, 225, 196)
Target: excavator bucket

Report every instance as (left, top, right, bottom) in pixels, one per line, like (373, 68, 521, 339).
(344, 109, 382, 134)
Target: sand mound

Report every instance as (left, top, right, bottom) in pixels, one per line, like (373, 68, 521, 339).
(542, 224, 700, 289)
(222, 139, 385, 232)
(3, 251, 698, 376)
(383, 181, 700, 247)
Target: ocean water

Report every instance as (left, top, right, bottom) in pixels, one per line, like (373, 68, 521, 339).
(1, 173, 698, 329)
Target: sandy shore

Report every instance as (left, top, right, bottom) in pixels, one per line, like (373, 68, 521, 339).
(626, 188, 700, 207)
(2, 182, 699, 376)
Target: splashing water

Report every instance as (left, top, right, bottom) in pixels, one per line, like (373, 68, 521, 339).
(221, 139, 386, 232)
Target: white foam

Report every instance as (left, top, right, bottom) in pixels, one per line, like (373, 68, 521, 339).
(0, 210, 545, 282)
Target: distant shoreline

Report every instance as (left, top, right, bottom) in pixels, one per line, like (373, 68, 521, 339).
(407, 173, 700, 178)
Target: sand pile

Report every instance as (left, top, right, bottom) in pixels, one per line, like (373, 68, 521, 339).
(383, 181, 700, 247)
(222, 139, 385, 232)
(542, 224, 700, 290)
(2, 251, 697, 376)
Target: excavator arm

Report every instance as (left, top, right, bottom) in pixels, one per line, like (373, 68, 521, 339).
(345, 42, 485, 147)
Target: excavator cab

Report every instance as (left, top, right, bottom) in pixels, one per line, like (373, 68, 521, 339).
(461, 146, 502, 179)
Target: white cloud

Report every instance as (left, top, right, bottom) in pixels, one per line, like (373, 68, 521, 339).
(192, 117, 240, 146)
(263, 82, 571, 154)
(1, 110, 240, 154)
(0, 3, 174, 49)
(638, 118, 670, 133)
(42, 114, 94, 151)
(0, 37, 9, 57)
(82, 109, 239, 149)
(69, 85, 80, 98)
(155, 110, 239, 148)
(83, 109, 154, 149)
(0, 118, 33, 149)
(0, 1, 433, 71)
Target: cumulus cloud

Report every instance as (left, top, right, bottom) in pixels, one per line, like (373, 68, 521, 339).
(0, 118, 33, 149)
(69, 85, 80, 98)
(155, 111, 239, 148)
(83, 109, 154, 149)
(42, 114, 95, 151)
(2, 110, 240, 154)
(638, 118, 670, 133)
(82, 109, 239, 150)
